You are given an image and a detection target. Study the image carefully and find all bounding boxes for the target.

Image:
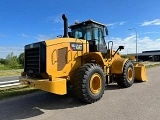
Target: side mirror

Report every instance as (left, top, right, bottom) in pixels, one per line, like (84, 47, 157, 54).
(118, 46, 124, 51)
(112, 46, 125, 57)
(105, 27, 109, 36)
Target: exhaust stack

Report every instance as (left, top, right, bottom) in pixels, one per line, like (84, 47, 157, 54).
(62, 14, 68, 38)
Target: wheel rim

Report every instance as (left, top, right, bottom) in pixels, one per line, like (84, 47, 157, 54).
(128, 67, 133, 81)
(90, 73, 102, 94)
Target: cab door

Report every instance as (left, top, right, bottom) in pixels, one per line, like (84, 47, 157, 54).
(93, 28, 107, 54)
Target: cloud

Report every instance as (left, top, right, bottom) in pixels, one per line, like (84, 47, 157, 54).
(119, 21, 126, 25)
(140, 19, 160, 26)
(109, 35, 160, 54)
(21, 33, 29, 38)
(47, 16, 63, 24)
(0, 47, 24, 58)
(35, 34, 48, 41)
(107, 21, 127, 27)
(140, 31, 160, 35)
(35, 34, 55, 41)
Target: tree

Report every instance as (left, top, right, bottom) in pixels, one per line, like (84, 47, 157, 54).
(0, 58, 7, 65)
(5, 52, 19, 68)
(18, 53, 24, 67)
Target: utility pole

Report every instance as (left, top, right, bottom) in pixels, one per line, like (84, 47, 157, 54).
(128, 28, 138, 62)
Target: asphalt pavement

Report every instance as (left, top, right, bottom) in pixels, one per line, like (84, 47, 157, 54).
(0, 67, 160, 120)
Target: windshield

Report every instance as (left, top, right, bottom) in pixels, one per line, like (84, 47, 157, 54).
(72, 28, 92, 41)
(72, 27, 105, 45)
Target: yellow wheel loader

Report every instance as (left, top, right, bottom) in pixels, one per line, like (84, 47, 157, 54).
(19, 14, 147, 103)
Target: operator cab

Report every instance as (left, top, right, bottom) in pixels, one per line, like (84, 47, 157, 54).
(69, 20, 108, 54)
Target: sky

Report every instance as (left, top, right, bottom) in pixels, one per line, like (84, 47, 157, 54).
(0, 0, 160, 58)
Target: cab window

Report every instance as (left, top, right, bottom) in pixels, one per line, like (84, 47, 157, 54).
(74, 30, 83, 39)
(94, 28, 104, 45)
(84, 29, 92, 40)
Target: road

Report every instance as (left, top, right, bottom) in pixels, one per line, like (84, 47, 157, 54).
(0, 76, 18, 82)
(0, 67, 160, 120)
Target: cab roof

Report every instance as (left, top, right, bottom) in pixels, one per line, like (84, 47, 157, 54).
(69, 19, 106, 29)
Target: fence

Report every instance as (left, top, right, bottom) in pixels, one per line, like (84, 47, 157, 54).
(0, 80, 20, 88)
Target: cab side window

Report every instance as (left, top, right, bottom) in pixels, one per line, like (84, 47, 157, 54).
(94, 28, 104, 45)
(74, 31, 82, 39)
(84, 29, 92, 40)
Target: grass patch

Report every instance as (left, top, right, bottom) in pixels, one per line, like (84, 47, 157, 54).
(0, 64, 10, 70)
(0, 69, 23, 77)
(0, 85, 39, 100)
(0, 63, 23, 70)
(146, 63, 160, 68)
(0, 63, 23, 77)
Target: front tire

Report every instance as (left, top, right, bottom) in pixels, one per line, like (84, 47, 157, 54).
(116, 60, 135, 88)
(72, 63, 105, 103)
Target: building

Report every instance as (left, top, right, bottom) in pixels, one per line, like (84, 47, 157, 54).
(134, 50, 160, 61)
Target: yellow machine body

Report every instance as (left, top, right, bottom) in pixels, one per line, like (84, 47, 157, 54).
(19, 77, 66, 95)
(134, 63, 148, 81)
(45, 38, 88, 78)
(20, 38, 88, 95)
(20, 37, 147, 94)
(19, 15, 147, 96)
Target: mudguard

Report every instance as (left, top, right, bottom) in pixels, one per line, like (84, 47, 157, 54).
(111, 58, 128, 74)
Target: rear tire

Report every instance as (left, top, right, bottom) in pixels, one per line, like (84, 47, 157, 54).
(72, 63, 105, 103)
(116, 60, 135, 88)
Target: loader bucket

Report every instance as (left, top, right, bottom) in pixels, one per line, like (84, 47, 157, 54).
(134, 63, 147, 82)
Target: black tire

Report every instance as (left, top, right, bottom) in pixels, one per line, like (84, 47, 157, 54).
(116, 60, 135, 88)
(66, 81, 74, 96)
(72, 63, 105, 103)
